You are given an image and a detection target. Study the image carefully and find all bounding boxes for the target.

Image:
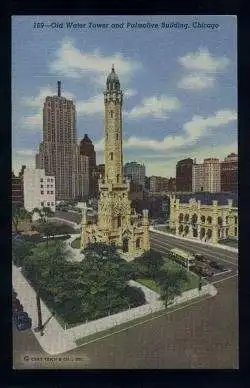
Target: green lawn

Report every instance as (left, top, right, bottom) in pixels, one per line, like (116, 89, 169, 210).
(136, 278, 160, 293)
(71, 237, 81, 249)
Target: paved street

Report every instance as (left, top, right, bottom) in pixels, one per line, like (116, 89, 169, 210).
(13, 232, 238, 369)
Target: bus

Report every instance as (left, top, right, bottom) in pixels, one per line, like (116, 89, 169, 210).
(169, 248, 196, 271)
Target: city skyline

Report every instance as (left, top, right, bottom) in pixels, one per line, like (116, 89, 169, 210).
(12, 15, 237, 177)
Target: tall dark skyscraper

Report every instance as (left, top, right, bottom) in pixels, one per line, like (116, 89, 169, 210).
(37, 82, 77, 200)
(176, 158, 193, 192)
(221, 153, 238, 193)
(80, 134, 97, 198)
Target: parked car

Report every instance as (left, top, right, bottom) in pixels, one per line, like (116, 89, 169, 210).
(194, 254, 209, 263)
(16, 314, 32, 331)
(13, 311, 28, 325)
(12, 299, 23, 313)
(193, 262, 214, 278)
(209, 260, 225, 271)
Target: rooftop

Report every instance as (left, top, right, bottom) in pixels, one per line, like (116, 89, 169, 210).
(175, 192, 238, 207)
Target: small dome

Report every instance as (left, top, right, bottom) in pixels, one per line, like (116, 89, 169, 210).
(106, 65, 120, 90)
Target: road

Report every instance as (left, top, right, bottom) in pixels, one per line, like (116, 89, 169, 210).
(13, 232, 238, 369)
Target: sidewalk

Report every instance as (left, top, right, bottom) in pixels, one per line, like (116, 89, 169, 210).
(65, 234, 84, 262)
(150, 227, 238, 253)
(12, 264, 77, 355)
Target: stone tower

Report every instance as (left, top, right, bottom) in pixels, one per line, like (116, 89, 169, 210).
(81, 65, 150, 256)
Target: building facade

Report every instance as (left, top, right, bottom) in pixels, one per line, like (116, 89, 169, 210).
(221, 153, 238, 193)
(12, 172, 24, 206)
(80, 134, 97, 198)
(72, 145, 89, 200)
(203, 158, 221, 193)
(192, 158, 221, 193)
(192, 163, 205, 192)
(149, 176, 169, 193)
(81, 66, 150, 255)
(176, 158, 193, 192)
(124, 162, 146, 187)
(169, 193, 238, 244)
(23, 169, 56, 213)
(37, 81, 77, 201)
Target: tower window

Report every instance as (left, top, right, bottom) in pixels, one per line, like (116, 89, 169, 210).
(110, 111, 114, 118)
(110, 152, 113, 160)
(117, 215, 121, 228)
(116, 134, 118, 140)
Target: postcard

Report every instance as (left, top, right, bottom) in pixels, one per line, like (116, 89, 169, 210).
(12, 15, 238, 369)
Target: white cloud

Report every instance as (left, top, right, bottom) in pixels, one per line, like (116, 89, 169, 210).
(14, 149, 36, 156)
(177, 73, 215, 90)
(125, 95, 181, 119)
(21, 86, 75, 129)
(22, 87, 75, 108)
(178, 47, 230, 73)
(49, 38, 141, 82)
(94, 109, 237, 152)
(178, 47, 230, 91)
(22, 111, 43, 128)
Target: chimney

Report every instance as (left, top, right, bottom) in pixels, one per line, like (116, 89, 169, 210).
(57, 81, 61, 97)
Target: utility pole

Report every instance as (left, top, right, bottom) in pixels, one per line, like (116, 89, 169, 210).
(34, 292, 44, 336)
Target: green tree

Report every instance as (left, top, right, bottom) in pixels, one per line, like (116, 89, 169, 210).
(132, 249, 165, 279)
(32, 206, 54, 224)
(12, 235, 35, 267)
(156, 268, 188, 308)
(12, 204, 32, 232)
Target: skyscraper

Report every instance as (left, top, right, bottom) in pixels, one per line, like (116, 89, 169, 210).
(124, 162, 146, 187)
(37, 81, 77, 200)
(176, 158, 193, 192)
(203, 158, 221, 193)
(192, 158, 221, 193)
(80, 134, 97, 198)
(221, 153, 238, 193)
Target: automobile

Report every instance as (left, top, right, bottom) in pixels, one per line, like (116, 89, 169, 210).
(16, 315, 32, 331)
(209, 260, 225, 271)
(12, 299, 23, 313)
(194, 254, 209, 263)
(13, 311, 28, 325)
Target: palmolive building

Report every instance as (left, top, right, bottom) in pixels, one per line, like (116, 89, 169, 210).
(36, 82, 89, 201)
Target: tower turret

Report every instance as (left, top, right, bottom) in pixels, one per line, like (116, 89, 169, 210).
(103, 65, 123, 185)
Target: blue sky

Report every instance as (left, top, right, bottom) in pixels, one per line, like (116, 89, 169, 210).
(12, 15, 237, 177)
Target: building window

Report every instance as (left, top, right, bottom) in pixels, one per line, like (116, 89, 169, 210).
(41, 202, 44, 206)
(40, 179, 43, 182)
(136, 238, 140, 248)
(110, 110, 114, 118)
(47, 191, 50, 194)
(235, 227, 237, 236)
(116, 134, 118, 140)
(234, 216, 237, 224)
(51, 191, 54, 194)
(41, 191, 44, 195)
(40, 185, 43, 188)
(47, 202, 50, 206)
(51, 202, 54, 206)
(110, 152, 113, 160)
(117, 215, 121, 228)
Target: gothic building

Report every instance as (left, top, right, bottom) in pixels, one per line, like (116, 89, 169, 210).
(81, 66, 150, 255)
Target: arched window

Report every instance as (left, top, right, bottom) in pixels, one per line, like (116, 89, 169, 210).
(117, 174, 120, 183)
(110, 110, 114, 118)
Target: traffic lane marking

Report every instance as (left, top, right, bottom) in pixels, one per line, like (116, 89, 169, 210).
(150, 235, 238, 267)
(149, 231, 238, 261)
(211, 272, 238, 285)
